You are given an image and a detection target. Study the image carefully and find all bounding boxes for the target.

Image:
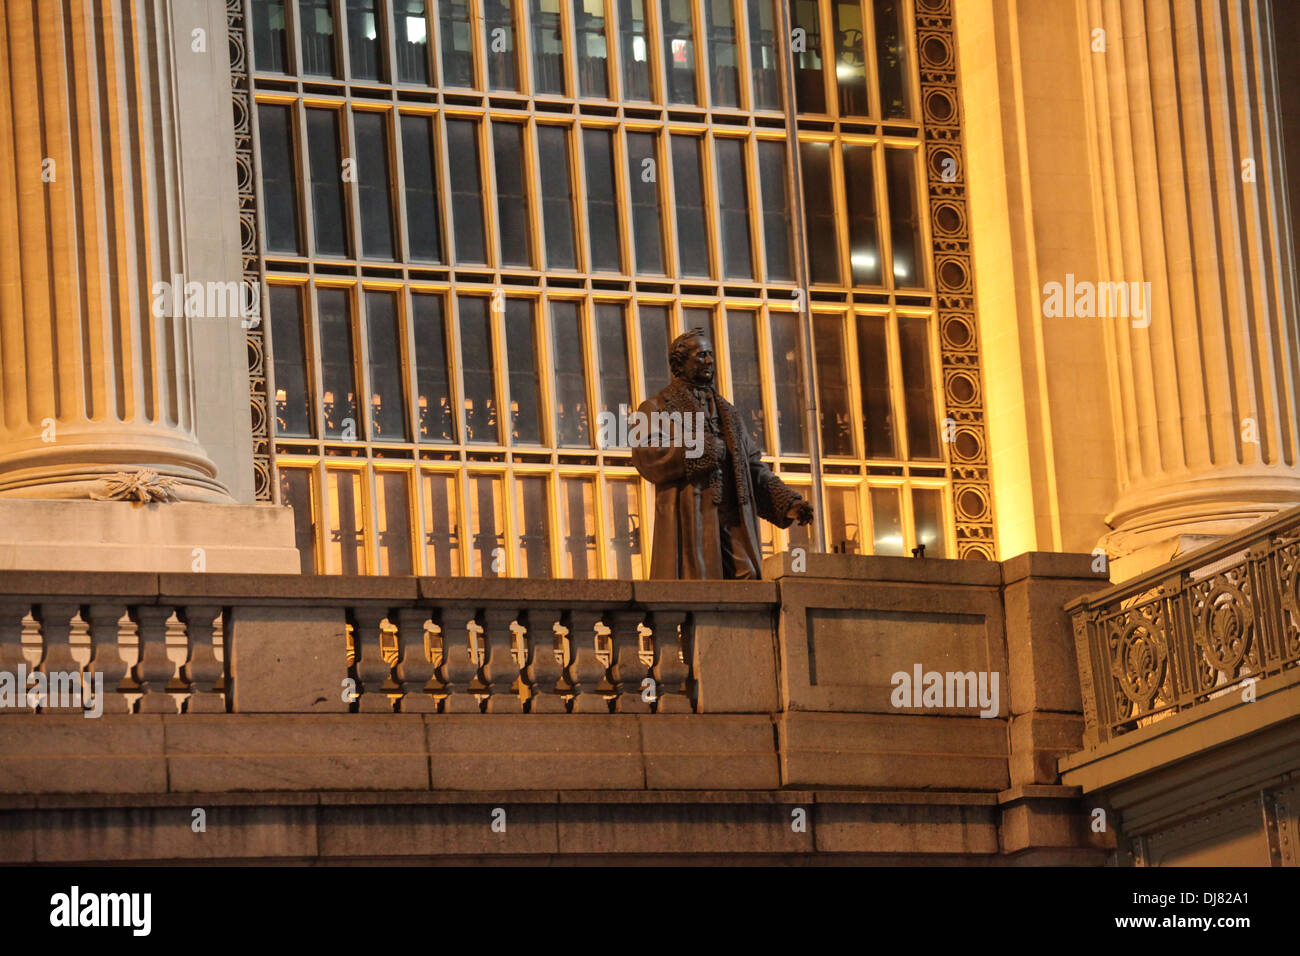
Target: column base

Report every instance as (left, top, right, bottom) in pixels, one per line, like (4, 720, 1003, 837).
(0, 499, 302, 573)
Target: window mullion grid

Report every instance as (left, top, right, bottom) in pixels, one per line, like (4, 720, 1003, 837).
(293, 100, 321, 259)
(489, 291, 508, 450)
(520, 119, 541, 271)
(734, 0, 753, 113)
(383, 107, 411, 263)
(816, 0, 835, 119)
(699, 131, 721, 282)
(306, 278, 330, 450)
(432, 110, 456, 265)
(469, 0, 488, 91)
(846, 306, 867, 463)
(341, 105, 366, 261)
(740, 133, 762, 283)
(885, 306, 909, 462)
(571, 121, 594, 275)
(479, 115, 502, 271)
(689, 0, 707, 109)
(335, 0, 353, 84)
(643, 0, 665, 104)
(605, 0, 624, 103)
(557, 0, 578, 99)
(427, 0, 448, 87)
(283, 0, 304, 77)
(611, 124, 633, 278)
(756, 303, 781, 463)
(873, 139, 896, 296)
(659, 128, 682, 280)
(860, 0, 883, 120)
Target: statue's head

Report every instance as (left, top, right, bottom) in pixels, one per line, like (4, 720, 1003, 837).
(669, 328, 715, 388)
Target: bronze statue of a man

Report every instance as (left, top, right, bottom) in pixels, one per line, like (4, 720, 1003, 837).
(631, 328, 814, 580)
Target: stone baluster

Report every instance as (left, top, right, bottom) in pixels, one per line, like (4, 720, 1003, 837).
(566, 610, 610, 714)
(85, 605, 129, 714)
(0, 603, 32, 714)
(181, 606, 225, 713)
(35, 603, 82, 714)
(608, 610, 651, 713)
(394, 608, 436, 713)
(650, 611, 692, 713)
(132, 607, 177, 714)
(352, 608, 394, 713)
(523, 608, 566, 713)
(439, 605, 482, 713)
(481, 608, 523, 713)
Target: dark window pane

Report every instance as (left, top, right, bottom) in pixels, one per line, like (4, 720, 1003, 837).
(551, 301, 590, 446)
(683, 306, 715, 344)
(596, 303, 632, 426)
(252, 0, 288, 73)
(705, 0, 740, 107)
(885, 149, 923, 286)
(559, 477, 597, 577)
(300, 0, 337, 76)
(366, 291, 407, 440)
(662, 0, 698, 104)
(574, 0, 609, 98)
(583, 128, 622, 272)
(459, 297, 497, 443)
(516, 476, 552, 577)
(258, 104, 300, 254)
(716, 138, 753, 279)
(871, 486, 904, 554)
(875, 0, 911, 118)
(899, 315, 940, 459)
(422, 472, 461, 575)
(483, 0, 519, 90)
(413, 294, 455, 442)
(532, 0, 566, 94)
(814, 315, 852, 456)
(440, 0, 475, 87)
(757, 140, 792, 281)
(791, 0, 825, 113)
(279, 468, 316, 573)
(376, 471, 413, 574)
(618, 0, 653, 101)
(318, 288, 359, 438)
(395, 0, 431, 84)
(270, 285, 312, 437)
(800, 141, 838, 284)
(505, 299, 543, 444)
(493, 123, 532, 267)
(400, 114, 442, 262)
(726, 309, 766, 450)
(538, 126, 576, 269)
(605, 478, 643, 578)
(354, 111, 395, 260)
(844, 144, 881, 285)
(912, 488, 945, 557)
(747, 0, 780, 109)
(468, 474, 506, 574)
(856, 314, 896, 457)
(306, 109, 349, 256)
(671, 136, 709, 276)
(347, 0, 385, 81)
(826, 486, 862, 554)
(446, 120, 486, 263)
(627, 132, 664, 274)
(639, 304, 672, 400)
(769, 311, 807, 454)
(832, 0, 868, 116)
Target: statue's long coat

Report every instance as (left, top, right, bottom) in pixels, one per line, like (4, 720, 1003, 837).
(631, 380, 802, 580)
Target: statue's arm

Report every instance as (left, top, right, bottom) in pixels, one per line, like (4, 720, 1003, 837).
(744, 423, 808, 528)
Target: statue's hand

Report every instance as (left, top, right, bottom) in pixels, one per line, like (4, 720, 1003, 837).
(788, 499, 814, 526)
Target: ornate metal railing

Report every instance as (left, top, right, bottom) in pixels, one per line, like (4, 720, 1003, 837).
(1068, 506, 1300, 744)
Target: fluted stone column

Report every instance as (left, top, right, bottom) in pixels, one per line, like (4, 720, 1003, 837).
(0, 0, 228, 503)
(1087, 0, 1300, 564)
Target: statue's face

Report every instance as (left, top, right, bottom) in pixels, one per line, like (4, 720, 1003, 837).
(681, 336, 715, 387)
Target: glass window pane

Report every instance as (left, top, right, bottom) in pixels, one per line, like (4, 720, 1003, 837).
(306, 109, 349, 257)
(886, 149, 924, 287)
(596, 303, 632, 428)
(856, 314, 896, 458)
(326, 469, 366, 574)
(300, 0, 337, 76)
(279, 467, 316, 574)
(627, 132, 664, 274)
(270, 285, 312, 437)
(258, 104, 301, 255)
(532, 0, 566, 94)
(899, 315, 940, 459)
(413, 294, 455, 442)
(354, 111, 395, 260)
(347, 0, 385, 81)
(376, 471, 413, 574)
(422, 472, 462, 575)
(400, 114, 442, 262)
(747, 0, 780, 110)
(395, 0, 431, 84)
(639, 304, 672, 400)
(574, 0, 609, 98)
(671, 136, 709, 277)
(583, 129, 622, 272)
(800, 141, 838, 284)
(784, 480, 813, 550)
(516, 476, 552, 577)
(826, 485, 862, 554)
(844, 144, 882, 285)
(559, 477, 598, 577)
(440, 0, 475, 87)
(318, 288, 359, 438)
(726, 309, 766, 450)
(913, 488, 946, 558)
(458, 297, 498, 443)
(483, 0, 519, 90)
(682, 306, 716, 345)
(705, 0, 740, 107)
(365, 291, 408, 440)
(605, 477, 644, 579)
(757, 140, 792, 282)
(446, 119, 487, 263)
(716, 138, 753, 280)
(871, 486, 904, 555)
(551, 300, 591, 446)
(662, 0, 698, 104)
(538, 126, 577, 269)
(505, 299, 543, 444)
(832, 0, 868, 116)
(468, 474, 506, 575)
(493, 123, 532, 267)
(814, 314, 852, 456)
(618, 0, 653, 101)
(252, 0, 288, 73)
(769, 311, 807, 454)
(875, 0, 911, 118)
(791, 0, 825, 113)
